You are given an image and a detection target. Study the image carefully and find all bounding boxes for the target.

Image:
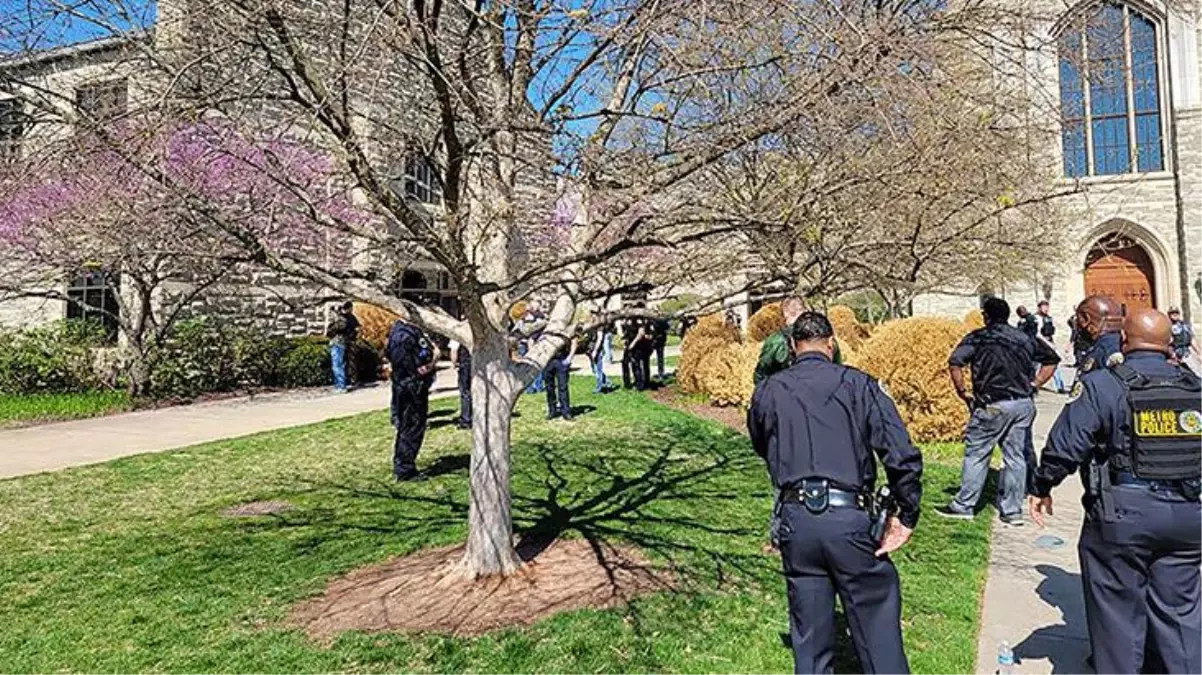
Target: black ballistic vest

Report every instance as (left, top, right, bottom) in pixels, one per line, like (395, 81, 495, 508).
(1110, 363, 1202, 481)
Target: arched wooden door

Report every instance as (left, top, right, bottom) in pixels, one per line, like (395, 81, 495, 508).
(1084, 234, 1156, 314)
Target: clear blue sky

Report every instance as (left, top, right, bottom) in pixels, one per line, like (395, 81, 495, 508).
(0, 0, 154, 54)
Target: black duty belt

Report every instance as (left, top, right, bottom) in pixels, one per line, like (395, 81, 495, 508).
(781, 479, 864, 513)
(1111, 471, 1196, 495)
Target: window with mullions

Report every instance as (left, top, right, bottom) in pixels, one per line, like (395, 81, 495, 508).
(66, 270, 120, 343)
(75, 79, 128, 122)
(1058, 3, 1164, 177)
(402, 155, 443, 205)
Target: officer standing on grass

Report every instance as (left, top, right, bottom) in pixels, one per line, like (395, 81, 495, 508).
(748, 311, 924, 674)
(1029, 308, 1201, 674)
(387, 318, 439, 482)
(543, 329, 578, 421)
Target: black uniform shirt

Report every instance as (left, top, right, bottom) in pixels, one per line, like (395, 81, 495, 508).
(747, 352, 924, 528)
(387, 321, 433, 382)
(949, 322, 1061, 405)
(1077, 331, 1122, 374)
(1032, 350, 1193, 498)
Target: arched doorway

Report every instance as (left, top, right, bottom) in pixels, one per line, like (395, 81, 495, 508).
(1084, 233, 1156, 314)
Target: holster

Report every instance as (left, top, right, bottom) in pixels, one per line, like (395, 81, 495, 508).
(801, 479, 830, 514)
(1089, 461, 1117, 523)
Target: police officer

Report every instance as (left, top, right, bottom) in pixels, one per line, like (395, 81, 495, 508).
(386, 318, 439, 481)
(1168, 307, 1196, 363)
(748, 312, 924, 674)
(1074, 295, 1123, 374)
(651, 317, 671, 381)
(1029, 308, 1201, 674)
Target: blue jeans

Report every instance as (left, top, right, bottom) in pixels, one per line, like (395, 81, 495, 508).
(602, 333, 614, 364)
(591, 353, 609, 392)
(330, 342, 348, 390)
(951, 397, 1036, 519)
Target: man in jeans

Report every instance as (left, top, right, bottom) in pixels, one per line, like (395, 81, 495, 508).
(325, 301, 359, 393)
(938, 297, 1060, 526)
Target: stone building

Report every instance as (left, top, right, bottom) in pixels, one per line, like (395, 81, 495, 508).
(0, 3, 486, 340)
(913, 0, 1201, 329)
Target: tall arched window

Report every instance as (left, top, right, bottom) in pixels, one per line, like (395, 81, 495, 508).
(1058, 3, 1164, 177)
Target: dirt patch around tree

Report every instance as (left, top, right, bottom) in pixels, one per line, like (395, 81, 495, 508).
(647, 387, 747, 435)
(289, 538, 673, 639)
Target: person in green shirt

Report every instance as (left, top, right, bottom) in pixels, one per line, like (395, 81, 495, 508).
(754, 297, 843, 384)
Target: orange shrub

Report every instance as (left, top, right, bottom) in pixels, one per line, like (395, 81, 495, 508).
(963, 308, 985, 331)
(693, 341, 760, 407)
(510, 301, 529, 322)
(851, 317, 969, 442)
(678, 313, 741, 394)
(748, 303, 785, 342)
(828, 304, 869, 350)
(353, 303, 400, 350)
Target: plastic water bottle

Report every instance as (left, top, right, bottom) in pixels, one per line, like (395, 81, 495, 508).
(997, 641, 1015, 675)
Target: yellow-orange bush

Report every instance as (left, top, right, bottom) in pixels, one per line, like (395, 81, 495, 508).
(691, 341, 761, 407)
(747, 303, 785, 342)
(963, 308, 985, 331)
(828, 305, 870, 350)
(678, 313, 741, 394)
(353, 303, 400, 349)
(851, 317, 969, 442)
(509, 301, 529, 322)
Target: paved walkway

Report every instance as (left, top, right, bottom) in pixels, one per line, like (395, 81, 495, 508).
(0, 348, 676, 480)
(974, 393, 1090, 674)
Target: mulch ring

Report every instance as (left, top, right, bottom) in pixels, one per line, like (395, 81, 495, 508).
(647, 387, 747, 435)
(222, 500, 294, 517)
(289, 538, 674, 639)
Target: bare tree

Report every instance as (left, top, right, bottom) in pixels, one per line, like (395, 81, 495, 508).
(1, 0, 1081, 578)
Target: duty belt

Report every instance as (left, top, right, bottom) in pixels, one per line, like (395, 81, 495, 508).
(780, 479, 864, 514)
(1111, 471, 1199, 499)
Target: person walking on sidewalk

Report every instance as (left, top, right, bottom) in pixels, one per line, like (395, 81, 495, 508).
(937, 297, 1060, 526)
(1029, 308, 1201, 674)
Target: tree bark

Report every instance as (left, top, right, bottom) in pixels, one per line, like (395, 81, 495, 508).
(455, 326, 524, 578)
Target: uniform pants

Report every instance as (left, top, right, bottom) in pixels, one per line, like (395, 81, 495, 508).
(622, 347, 636, 388)
(654, 343, 666, 379)
(456, 362, 472, 425)
(391, 379, 430, 477)
(639, 348, 652, 388)
(951, 398, 1035, 518)
(544, 358, 571, 417)
(1079, 485, 1201, 674)
(779, 503, 909, 674)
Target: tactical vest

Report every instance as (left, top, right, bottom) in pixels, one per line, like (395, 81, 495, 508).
(1109, 363, 1202, 481)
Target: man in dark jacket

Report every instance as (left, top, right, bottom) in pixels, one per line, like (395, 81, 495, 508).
(325, 301, 360, 392)
(386, 319, 439, 481)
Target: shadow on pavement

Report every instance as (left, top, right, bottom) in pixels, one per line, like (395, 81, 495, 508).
(1013, 564, 1092, 674)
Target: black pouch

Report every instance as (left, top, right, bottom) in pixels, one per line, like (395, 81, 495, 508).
(802, 479, 830, 514)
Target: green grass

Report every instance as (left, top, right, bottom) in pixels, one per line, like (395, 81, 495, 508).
(0, 390, 131, 427)
(0, 382, 991, 673)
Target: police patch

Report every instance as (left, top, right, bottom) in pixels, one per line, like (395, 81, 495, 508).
(1181, 410, 1202, 434)
(1082, 358, 1095, 373)
(1067, 381, 1084, 402)
(1106, 352, 1125, 368)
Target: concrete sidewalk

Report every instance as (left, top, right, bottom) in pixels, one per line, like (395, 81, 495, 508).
(0, 347, 678, 480)
(974, 393, 1090, 674)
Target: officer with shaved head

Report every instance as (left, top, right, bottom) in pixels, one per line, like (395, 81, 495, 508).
(1030, 308, 1202, 674)
(1074, 295, 1125, 374)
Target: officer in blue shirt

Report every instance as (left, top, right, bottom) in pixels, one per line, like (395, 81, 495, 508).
(748, 312, 924, 674)
(386, 319, 439, 481)
(1029, 308, 1201, 674)
(1074, 295, 1123, 374)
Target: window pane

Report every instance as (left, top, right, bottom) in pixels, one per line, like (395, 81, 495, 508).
(1063, 121, 1088, 177)
(1135, 112, 1163, 171)
(1092, 116, 1130, 174)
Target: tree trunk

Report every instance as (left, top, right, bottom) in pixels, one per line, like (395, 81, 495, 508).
(124, 342, 153, 398)
(456, 328, 524, 578)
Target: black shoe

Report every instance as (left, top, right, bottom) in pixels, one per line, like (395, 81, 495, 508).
(455, 420, 471, 430)
(395, 471, 429, 482)
(935, 505, 974, 520)
(561, 413, 575, 421)
(999, 513, 1026, 527)
(546, 412, 560, 421)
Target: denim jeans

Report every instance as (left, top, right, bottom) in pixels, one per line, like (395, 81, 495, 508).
(951, 397, 1036, 519)
(603, 333, 614, 364)
(330, 342, 348, 390)
(591, 354, 609, 392)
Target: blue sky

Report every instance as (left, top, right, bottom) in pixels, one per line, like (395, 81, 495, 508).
(0, 0, 154, 54)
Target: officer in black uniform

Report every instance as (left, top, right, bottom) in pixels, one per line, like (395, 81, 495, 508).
(748, 312, 924, 674)
(1029, 308, 1201, 674)
(386, 318, 438, 481)
(1074, 295, 1123, 375)
(453, 340, 471, 430)
(543, 329, 578, 421)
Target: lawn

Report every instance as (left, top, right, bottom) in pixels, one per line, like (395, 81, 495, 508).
(0, 390, 131, 427)
(0, 381, 991, 673)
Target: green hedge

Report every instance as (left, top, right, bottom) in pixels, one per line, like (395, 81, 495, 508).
(0, 320, 109, 395)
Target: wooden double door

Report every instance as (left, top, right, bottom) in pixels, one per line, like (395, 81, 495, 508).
(1084, 234, 1156, 314)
